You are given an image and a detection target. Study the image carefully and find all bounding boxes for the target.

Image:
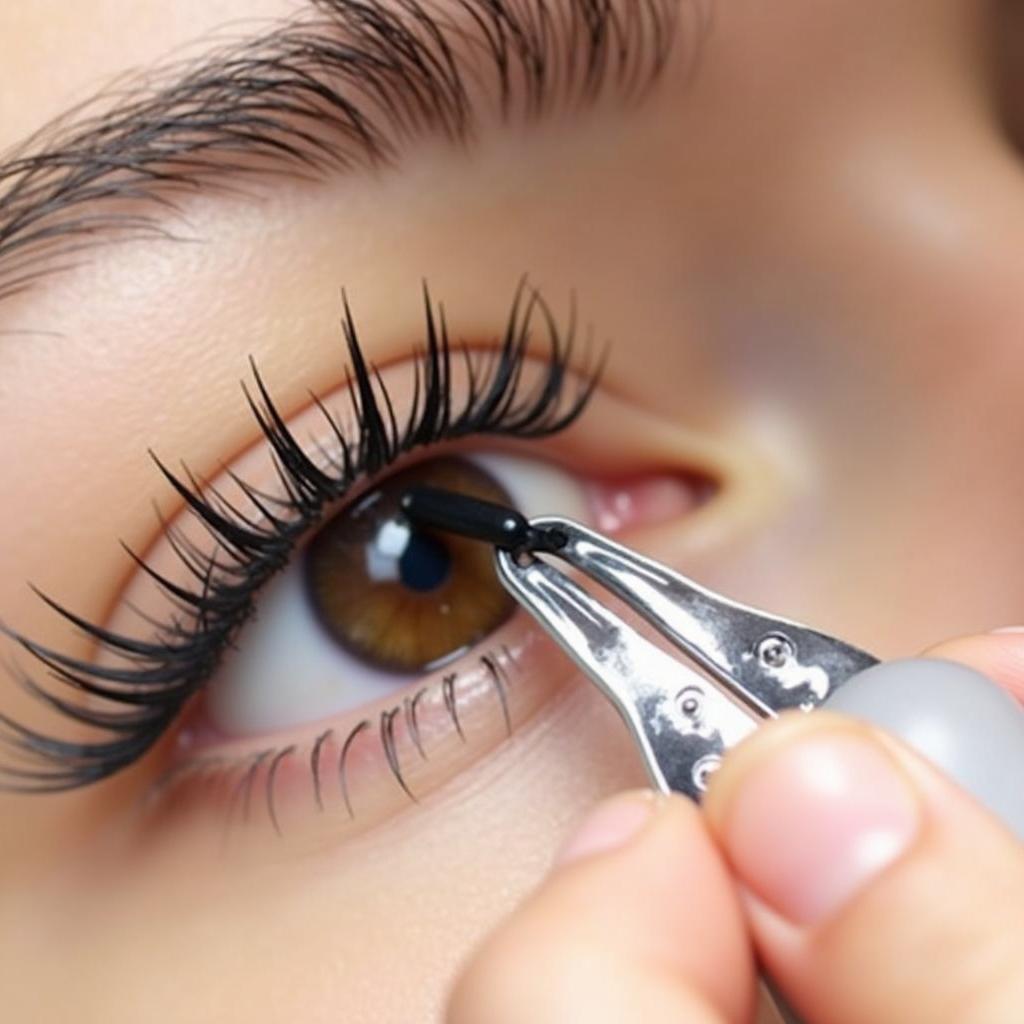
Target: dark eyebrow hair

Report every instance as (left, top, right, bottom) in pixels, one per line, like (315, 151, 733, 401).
(0, 0, 697, 306)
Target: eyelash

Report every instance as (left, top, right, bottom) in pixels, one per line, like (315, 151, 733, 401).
(0, 283, 602, 793)
(154, 644, 519, 838)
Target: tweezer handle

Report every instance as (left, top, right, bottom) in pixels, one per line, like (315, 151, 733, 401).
(526, 517, 880, 715)
(824, 658, 1024, 840)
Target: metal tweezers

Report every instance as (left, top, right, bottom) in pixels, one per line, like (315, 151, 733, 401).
(494, 517, 879, 801)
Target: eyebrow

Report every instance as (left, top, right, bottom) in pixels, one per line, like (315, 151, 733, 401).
(0, 0, 691, 307)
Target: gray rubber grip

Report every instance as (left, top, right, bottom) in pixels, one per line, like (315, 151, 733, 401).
(763, 658, 1024, 1024)
(822, 658, 1024, 840)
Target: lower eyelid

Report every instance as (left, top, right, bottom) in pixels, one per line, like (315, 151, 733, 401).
(141, 618, 571, 849)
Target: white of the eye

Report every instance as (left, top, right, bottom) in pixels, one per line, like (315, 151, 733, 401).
(206, 453, 590, 737)
(206, 559, 406, 734)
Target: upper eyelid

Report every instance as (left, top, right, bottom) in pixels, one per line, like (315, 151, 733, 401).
(0, 0, 686, 310)
(0, 285, 603, 793)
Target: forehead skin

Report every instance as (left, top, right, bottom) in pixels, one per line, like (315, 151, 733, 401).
(2, 1, 1024, 1021)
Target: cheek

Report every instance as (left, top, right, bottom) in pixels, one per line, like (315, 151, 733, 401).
(29, 676, 642, 1022)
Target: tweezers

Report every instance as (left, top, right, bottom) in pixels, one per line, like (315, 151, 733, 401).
(492, 517, 879, 800)
(400, 487, 879, 801)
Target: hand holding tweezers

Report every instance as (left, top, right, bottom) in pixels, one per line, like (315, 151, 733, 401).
(400, 487, 1024, 1024)
(401, 486, 1024, 833)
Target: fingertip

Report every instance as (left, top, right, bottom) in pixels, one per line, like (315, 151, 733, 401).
(449, 790, 755, 1024)
(708, 718, 922, 926)
(554, 789, 661, 867)
(700, 694, 1024, 1024)
(556, 790, 755, 1021)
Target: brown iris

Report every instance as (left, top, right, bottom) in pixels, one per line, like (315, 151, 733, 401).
(303, 457, 517, 673)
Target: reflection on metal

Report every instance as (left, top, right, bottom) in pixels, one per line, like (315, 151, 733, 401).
(495, 518, 878, 801)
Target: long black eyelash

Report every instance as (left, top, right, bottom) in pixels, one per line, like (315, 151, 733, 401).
(0, 283, 603, 793)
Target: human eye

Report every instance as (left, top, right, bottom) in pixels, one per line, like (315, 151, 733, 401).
(207, 449, 587, 736)
(0, 284, 712, 850)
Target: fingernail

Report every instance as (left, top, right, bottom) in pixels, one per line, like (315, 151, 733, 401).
(556, 791, 658, 866)
(720, 733, 921, 925)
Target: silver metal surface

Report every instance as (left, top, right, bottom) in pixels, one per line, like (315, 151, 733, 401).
(494, 517, 879, 799)
(495, 551, 759, 798)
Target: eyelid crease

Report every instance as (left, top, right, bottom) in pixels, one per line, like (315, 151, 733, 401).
(0, 0, 693, 307)
(0, 282, 603, 793)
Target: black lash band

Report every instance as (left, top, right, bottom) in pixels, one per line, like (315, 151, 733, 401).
(0, 283, 603, 792)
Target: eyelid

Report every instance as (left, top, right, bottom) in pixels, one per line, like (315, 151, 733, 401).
(0, 286, 602, 793)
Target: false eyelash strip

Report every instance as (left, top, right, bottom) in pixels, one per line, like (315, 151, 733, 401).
(0, 283, 602, 793)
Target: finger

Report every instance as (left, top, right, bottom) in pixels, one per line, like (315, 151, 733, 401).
(447, 791, 755, 1024)
(924, 630, 1024, 704)
(704, 712, 1024, 1024)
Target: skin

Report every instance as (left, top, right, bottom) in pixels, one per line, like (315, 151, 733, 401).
(0, 0, 1022, 1020)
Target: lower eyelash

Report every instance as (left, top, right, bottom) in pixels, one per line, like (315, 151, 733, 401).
(146, 645, 520, 840)
(0, 282, 603, 793)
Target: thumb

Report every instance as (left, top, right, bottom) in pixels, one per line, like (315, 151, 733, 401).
(704, 704, 1024, 1024)
(447, 791, 756, 1024)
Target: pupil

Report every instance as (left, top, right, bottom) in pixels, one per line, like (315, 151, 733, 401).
(398, 530, 451, 592)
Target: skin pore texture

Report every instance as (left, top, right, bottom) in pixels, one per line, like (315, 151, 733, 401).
(2, 0, 1024, 1021)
